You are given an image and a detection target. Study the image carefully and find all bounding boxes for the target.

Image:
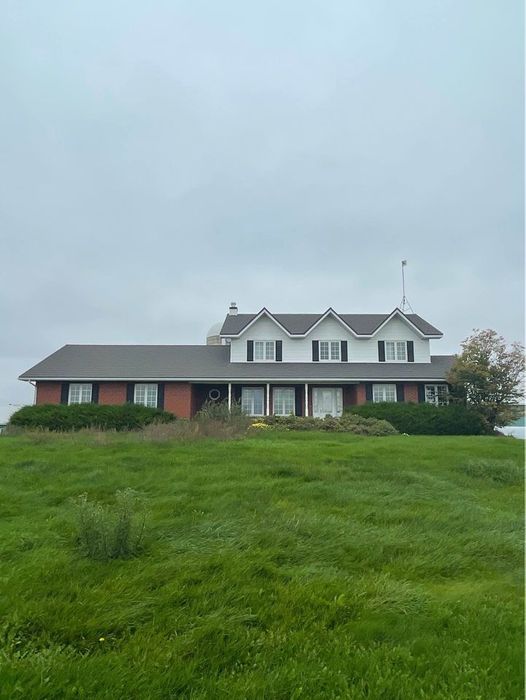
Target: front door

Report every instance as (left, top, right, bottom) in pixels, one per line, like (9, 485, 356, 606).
(312, 387, 343, 418)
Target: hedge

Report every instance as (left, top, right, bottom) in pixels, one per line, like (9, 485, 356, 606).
(347, 402, 489, 435)
(255, 414, 398, 436)
(9, 403, 176, 432)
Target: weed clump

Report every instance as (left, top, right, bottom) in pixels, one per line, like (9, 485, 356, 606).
(73, 489, 146, 560)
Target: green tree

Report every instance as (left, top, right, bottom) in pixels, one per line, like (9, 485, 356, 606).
(447, 329, 524, 429)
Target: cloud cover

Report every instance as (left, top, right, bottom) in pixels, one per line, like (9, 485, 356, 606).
(0, 0, 523, 420)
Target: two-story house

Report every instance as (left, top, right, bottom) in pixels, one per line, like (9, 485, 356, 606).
(19, 303, 453, 418)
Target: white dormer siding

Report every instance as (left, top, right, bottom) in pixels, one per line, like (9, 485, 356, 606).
(229, 314, 432, 363)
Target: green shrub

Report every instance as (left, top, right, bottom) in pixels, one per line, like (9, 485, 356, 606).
(9, 403, 175, 432)
(257, 414, 397, 436)
(347, 402, 489, 435)
(73, 489, 146, 561)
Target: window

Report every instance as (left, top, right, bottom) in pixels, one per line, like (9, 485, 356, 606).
(254, 340, 275, 361)
(425, 384, 449, 406)
(319, 340, 341, 361)
(134, 383, 158, 408)
(385, 341, 407, 362)
(241, 387, 265, 416)
(273, 388, 295, 416)
(68, 383, 92, 404)
(373, 384, 397, 403)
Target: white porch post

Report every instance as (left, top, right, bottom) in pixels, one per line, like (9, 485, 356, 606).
(228, 383, 232, 411)
(304, 383, 309, 417)
(266, 383, 270, 416)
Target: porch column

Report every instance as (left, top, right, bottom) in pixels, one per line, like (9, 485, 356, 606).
(266, 383, 270, 416)
(228, 383, 232, 411)
(304, 383, 309, 417)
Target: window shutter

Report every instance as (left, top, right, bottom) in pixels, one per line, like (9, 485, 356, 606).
(247, 340, 254, 362)
(157, 383, 165, 409)
(275, 340, 283, 362)
(312, 340, 319, 362)
(396, 384, 405, 402)
(407, 341, 414, 362)
(60, 383, 70, 405)
(417, 384, 426, 403)
(378, 341, 385, 362)
(91, 383, 99, 404)
(294, 387, 302, 417)
(341, 341, 348, 362)
(365, 383, 373, 402)
(126, 383, 135, 403)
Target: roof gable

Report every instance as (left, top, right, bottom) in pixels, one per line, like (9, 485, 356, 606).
(220, 308, 442, 337)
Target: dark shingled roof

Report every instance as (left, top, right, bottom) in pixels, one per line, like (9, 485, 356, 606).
(220, 311, 442, 336)
(19, 345, 454, 381)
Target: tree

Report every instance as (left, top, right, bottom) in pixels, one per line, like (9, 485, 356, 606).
(447, 329, 525, 429)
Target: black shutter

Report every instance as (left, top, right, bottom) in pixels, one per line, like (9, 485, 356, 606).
(312, 340, 319, 362)
(378, 341, 386, 362)
(275, 340, 283, 362)
(407, 341, 414, 362)
(91, 383, 99, 404)
(417, 384, 426, 403)
(365, 383, 373, 402)
(341, 341, 348, 362)
(396, 384, 405, 402)
(157, 383, 165, 409)
(126, 383, 135, 403)
(295, 386, 302, 417)
(60, 382, 69, 405)
(247, 340, 254, 362)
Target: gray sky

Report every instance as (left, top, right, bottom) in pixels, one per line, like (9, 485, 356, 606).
(1, 0, 524, 421)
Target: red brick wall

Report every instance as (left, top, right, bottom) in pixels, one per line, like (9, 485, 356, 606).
(99, 382, 127, 405)
(164, 382, 193, 418)
(36, 382, 62, 404)
(404, 383, 419, 403)
(355, 384, 367, 405)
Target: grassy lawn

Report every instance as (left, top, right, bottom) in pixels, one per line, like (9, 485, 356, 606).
(0, 432, 523, 699)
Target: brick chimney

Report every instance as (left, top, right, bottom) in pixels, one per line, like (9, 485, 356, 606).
(228, 301, 238, 316)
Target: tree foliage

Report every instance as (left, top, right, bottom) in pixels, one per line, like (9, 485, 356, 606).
(447, 329, 524, 428)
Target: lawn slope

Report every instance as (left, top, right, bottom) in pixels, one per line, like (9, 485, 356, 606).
(0, 432, 523, 699)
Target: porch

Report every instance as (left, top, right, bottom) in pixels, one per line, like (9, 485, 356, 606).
(191, 383, 360, 418)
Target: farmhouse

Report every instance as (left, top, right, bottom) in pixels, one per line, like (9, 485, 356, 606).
(19, 304, 454, 418)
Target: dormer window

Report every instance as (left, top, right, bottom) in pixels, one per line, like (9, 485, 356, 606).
(385, 341, 407, 362)
(319, 340, 341, 361)
(254, 340, 275, 361)
(247, 340, 283, 361)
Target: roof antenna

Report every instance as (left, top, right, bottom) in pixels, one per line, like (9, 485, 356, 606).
(399, 260, 414, 313)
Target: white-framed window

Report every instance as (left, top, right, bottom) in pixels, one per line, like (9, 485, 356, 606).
(273, 387, 295, 416)
(134, 383, 158, 408)
(254, 340, 275, 361)
(319, 340, 341, 361)
(385, 340, 407, 362)
(373, 384, 397, 403)
(425, 384, 449, 406)
(241, 387, 265, 416)
(68, 383, 92, 404)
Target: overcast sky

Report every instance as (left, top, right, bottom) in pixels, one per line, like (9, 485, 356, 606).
(0, 1, 523, 421)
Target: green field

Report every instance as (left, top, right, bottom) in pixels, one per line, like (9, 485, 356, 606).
(0, 432, 523, 699)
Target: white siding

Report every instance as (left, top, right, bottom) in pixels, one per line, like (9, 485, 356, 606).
(229, 314, 432, 363)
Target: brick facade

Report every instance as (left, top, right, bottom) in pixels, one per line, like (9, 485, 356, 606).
(164, 382, 193, 418)
(404, 383, 419, 403)
(36, 382, 62, 404)
(98, 382, 127, 405)
(34, 380, 426, 417)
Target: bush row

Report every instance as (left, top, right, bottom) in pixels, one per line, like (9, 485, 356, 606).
(254, 414, 398, 436)
(347, 402, 489, 435)
(9, 403, 175, 431)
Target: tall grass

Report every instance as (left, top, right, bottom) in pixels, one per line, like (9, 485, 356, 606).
(73, 489, 146, 560)
(0, 432, 523, 699)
